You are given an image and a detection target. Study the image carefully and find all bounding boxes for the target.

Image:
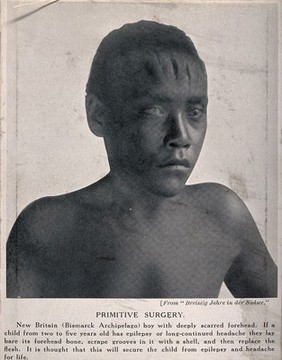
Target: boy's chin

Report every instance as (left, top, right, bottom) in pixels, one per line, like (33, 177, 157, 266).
(146, 180, 187, 198)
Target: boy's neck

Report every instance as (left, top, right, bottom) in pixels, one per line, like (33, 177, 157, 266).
(104, 171, 181, 216)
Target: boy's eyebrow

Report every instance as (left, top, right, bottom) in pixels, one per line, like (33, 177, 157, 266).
(139, 94, 172, 103)
(187, 96, 208, 105)
(135, 94, 208, 105)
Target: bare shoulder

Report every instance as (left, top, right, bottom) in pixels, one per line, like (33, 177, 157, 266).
(6, 190, 91, 297)
(186, 183, 277, 297)
(7, 180, 107, 243)
(186, 182, 251, 228)
(8, 193, 80, 245)
(184, 182, 264, 248)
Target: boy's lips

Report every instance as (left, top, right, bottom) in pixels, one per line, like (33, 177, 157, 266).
(159, 158, 191, 168)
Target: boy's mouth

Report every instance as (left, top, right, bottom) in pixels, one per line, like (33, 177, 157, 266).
(159, 158, 191, 169)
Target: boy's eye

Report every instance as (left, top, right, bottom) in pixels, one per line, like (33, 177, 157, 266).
(187, 107, 204, 119)
(142, 106, 164, 116)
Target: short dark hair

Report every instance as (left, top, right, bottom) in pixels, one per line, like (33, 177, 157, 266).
(86, 20, 204, 104)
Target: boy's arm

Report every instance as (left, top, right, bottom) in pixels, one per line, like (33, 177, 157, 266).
(6, 197, 67, 298)
(222, 190, 277, 298)
(6, 210, 46, 298)
(224, 230, 277, 298)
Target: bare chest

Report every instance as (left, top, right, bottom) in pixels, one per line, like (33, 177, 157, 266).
(54, 212, 241, 298)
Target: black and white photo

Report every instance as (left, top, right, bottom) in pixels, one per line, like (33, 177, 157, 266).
(4, 4, 278, 299)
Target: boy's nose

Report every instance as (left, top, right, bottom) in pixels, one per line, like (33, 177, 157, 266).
(164, 111, 191, 149)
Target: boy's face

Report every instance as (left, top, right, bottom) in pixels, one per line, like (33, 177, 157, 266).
(104, 50, 208, 197)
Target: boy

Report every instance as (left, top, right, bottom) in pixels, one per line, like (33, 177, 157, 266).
(7, 21, 277, 298)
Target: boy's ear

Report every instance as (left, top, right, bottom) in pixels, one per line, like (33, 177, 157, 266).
(85, 94, 108, 137)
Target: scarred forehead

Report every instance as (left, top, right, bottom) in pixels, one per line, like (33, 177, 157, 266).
(108, 49, 207, 105)
(86, 21, 206, 106)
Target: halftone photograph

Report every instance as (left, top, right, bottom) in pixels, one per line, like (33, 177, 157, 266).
(3, 2, 278, 299)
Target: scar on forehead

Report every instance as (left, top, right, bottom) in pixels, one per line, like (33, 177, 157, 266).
(143, 52, 192, 81)
(171, 58, 179, 78)
(185, 63, 191, 80)
(144, 61, 160, 77)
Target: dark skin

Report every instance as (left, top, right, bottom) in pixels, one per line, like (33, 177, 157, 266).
(7, 50, 277, 298)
